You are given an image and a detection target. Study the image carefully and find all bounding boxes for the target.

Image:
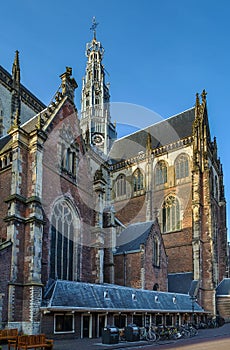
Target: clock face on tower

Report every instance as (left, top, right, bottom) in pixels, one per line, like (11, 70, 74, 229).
(92, 133, 104, 146)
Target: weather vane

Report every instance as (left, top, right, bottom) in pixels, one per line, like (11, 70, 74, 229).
(90, 16, 99, 39)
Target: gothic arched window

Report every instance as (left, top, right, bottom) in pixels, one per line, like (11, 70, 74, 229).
(133, 168, 144, 194)
(162, 195, 180, 233)
(50, 200, 80, 281)
(61, 144, 77, 177)
(115, 174, 126, 197)
(152, 236, 160, 267)
(155, 161, 167, 185)
(175, 154, 189, 179)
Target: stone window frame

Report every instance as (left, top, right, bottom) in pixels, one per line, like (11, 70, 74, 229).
(132, 168, 145, 196)
(175, 153, 189, 180)
(115, 173, 126, 198)
(161, 195, 181, 233)
(60, 142, 79, 180)
(155, 160, 168, 186)
(152, 235, 160, 267)
(50, 198, 80, 281)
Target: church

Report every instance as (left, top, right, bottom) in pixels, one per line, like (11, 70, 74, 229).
(0, 21, 228, 338)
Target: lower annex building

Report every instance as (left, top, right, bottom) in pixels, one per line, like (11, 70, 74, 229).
(0, 25, 228, 337)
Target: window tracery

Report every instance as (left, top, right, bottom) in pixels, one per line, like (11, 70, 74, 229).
(161, 195, 180, 233)
(132, 168, 144, 194)
(155, 161, 167, 185)
(115, 174, 126, 197)
(175, 154, 189, 179)
(50, 200, 79, 281)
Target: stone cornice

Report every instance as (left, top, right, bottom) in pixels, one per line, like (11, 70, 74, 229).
(0, 239, 12, 250)
(110, 136, 193, 172)
(5, 194, 42, 205)
(4, 214, 45, 225)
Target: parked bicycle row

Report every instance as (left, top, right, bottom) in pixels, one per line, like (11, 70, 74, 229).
(117, 323, 198, 343)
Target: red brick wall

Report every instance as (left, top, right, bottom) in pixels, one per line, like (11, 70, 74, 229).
(114, 252, 141, 288)
(114, 222, 168, 291)
(0, 167, 11, 241)
(0, 243, 12, 323)
(114, 195, 146, 225)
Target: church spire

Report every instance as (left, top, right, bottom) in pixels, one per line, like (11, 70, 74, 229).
(80, 19, 116, 155)
(90, 16, 99, 40)
(11, 50, 21, 125)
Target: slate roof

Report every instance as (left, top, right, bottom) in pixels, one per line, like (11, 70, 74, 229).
(41, 280, 205, 314)
(216, 278, 230, 296)
(168, 273, 199, 296)
(0, 135, 11, 152)
(109, 107, 195, 161)
(114, 221, 155, 254)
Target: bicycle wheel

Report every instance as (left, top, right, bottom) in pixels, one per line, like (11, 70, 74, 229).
(147, 330, 156, 341)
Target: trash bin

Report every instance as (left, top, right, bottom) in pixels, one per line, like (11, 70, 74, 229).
(125, 324, 140, 342)
(102, 326, 119, 344)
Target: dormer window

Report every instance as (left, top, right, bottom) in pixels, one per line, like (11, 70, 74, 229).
(155, 295, 159, 303)
(104, 290, 109, 299)
(132, 293, 137, 301)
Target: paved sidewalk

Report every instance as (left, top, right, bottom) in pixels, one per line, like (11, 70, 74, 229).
(52, 323, 230, 350)
(2, 323, 230, 350)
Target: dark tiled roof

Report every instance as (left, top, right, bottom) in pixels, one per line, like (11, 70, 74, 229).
(42, 280, 204, 313)
(168, 272, 196, 295)
(114, 221, 155, 254)
(216, 278, 230, 296)
(0, 134, 11, 152)
(109, 108, 195, 161)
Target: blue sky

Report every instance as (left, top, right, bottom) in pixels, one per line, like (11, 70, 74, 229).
(1, 0, 230, 237)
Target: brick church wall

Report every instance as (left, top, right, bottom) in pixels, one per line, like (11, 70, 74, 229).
(114, 195, 146, 225)
(0, 243, 12, 325)
(0, 167, 11, 241)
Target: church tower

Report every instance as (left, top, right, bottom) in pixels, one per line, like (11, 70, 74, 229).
(80, 18, 116, 155)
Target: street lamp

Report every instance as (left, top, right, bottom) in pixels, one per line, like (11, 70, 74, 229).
(190, 296, 197, 325)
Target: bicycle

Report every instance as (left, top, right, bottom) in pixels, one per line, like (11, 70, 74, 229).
(139, 325, 159, 341)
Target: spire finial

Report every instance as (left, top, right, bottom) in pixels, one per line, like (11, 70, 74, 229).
(195, 92, 200, 108)
(90, 16, 99, 39)
(201, 89, 207, 103)
(146, 132, 152, 153)
(12, 50, 20, 84)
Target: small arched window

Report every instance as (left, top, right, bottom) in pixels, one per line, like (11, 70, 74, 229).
(175, 154, 189, 179)
(155, 161, 167, 185)
(162, 195, 180, 233)
(115, 174, 126, 197)
(153, 236, 160, 267)
(61, 144, 77, 177)
(133, 168, 144, 193)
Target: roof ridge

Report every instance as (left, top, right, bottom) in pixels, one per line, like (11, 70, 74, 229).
(114, 106, 195, 142)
